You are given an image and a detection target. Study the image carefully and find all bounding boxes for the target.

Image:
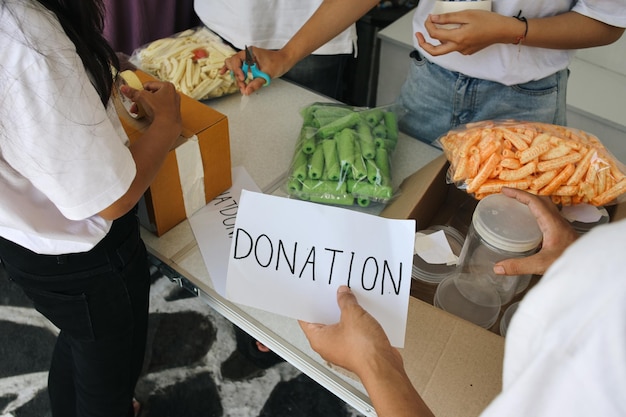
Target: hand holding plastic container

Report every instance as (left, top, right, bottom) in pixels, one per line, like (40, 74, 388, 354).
(460, 193, 542, 304)
(435, 193, 542, 329)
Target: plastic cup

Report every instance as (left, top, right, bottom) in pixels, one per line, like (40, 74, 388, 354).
(434, 272, 501, 329)
(500, 301, 520, 337)
(431, 1, 493, 29)
(412, 225, 465, 304)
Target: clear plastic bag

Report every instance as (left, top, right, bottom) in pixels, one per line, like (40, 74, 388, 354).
(130, 26, 238, 100)
(436, 119, 626, 206)
(284, 102, 403, 208)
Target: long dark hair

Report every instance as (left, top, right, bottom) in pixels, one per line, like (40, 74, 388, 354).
(37, 0, 119, 105)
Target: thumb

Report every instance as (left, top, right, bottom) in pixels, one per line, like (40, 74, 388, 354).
(336, 286, 358, 311)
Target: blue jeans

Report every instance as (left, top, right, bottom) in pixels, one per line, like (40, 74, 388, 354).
(0, 210, 150, 417)
(397, 50, 568, 145)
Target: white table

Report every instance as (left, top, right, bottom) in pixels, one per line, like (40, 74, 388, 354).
(141, 79, 443, 416)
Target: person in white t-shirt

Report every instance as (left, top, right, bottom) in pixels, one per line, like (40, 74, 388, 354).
(223, 0, 625, 143)
(193, 0, 360, 100)
(0, 0, 182, 415)
(300, 187, 626, 417)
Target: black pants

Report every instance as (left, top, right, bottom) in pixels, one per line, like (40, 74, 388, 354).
(0, 210, 150, 417)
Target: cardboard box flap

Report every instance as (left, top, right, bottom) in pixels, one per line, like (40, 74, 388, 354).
(381, 155, 449, 225)
(402, 298, 503, 417)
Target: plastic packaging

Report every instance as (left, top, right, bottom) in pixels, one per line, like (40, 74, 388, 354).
(459, 193, 542, 304)
(437, 120, 626, 207)
(284, 102, 403, 207)
(130, 26, 239, 100)
(434, 193, 542, 328)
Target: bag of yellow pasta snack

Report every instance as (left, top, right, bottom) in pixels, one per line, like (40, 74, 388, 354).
(130, 26, 238, 100)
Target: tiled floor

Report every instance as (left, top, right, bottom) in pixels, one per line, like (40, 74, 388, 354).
(0, 264, 365, 417)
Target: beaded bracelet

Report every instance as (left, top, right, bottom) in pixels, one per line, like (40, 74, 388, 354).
(513, 10, 528, 45)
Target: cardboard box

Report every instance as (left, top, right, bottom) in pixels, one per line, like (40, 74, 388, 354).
(115, 70, 232, 236)
(377, 155, 503, 416)
(379, 153, 626, 416)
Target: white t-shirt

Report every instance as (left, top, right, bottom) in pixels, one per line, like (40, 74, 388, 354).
(413, 0, 626, 85)
(480, 219, 626, 417)
(0, 1, 136, 255)
(193, 0, 357, 55)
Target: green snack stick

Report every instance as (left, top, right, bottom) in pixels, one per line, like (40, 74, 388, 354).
(322, 139, 341, 181)
(314, 115, 343, 128)
(352, 140, 368, 181)
(299, 126, 318, 154)
(351, 181, 393, 200)
(302, 179, 347, 196)
(375, 147, 391, 181)
(313, 105, 353, 119)
(336, 128, 355, 170)
(366, 159, 382, 185)
(357, 197, 371, 207)
(356, 122, 376, 160)
(308, 145, 325, 180)
(317, 112, 361, 139)
(287, 178, 302, 194)
(361, 109, 384, 127)
(383, 111, 399, 141)
(309, 194, 355, 206)
(346, 179, 356, 193)
(291, 148, 308, 181)
(300, 106, 316, 127)
(372, 123, 387, 139)
(384, 139, 397, 151)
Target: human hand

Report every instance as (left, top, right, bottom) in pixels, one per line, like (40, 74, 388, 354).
(299, 286, 402, 377)
(222, 47, 293, 96)
(120, 80, 182, 133)
(417, 10, 524, 56)
(493, 188, 578, 277)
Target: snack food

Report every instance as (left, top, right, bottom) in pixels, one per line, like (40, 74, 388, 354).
(285, 103, 401, 207)
(439, 120, 626, 206)
(132, 27, 238, 100)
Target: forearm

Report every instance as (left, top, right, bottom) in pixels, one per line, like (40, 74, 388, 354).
(357, 349, 435, 417)
(512, 11, 624, 49)
(278, 0, 379, 68)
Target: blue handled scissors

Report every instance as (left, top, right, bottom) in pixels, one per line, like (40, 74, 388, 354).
(241, 45, 271, 86)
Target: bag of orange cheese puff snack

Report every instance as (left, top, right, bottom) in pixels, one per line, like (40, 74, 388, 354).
(436, 120, 626, 207)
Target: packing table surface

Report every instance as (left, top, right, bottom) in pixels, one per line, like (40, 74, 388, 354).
(140, 79, 503, 417)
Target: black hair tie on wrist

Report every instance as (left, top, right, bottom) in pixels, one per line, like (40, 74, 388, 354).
(513, 10, 528, 45)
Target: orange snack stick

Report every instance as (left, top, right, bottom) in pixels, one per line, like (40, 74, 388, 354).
(539, 164, 575, 196)
(499, 160, 537, 181)
(591, 178, 626, 206)
(554, 185, 578, 196)
(540, 143, 572, 160)
(478, 138, 500, 163)
(467, 153, 501, 194)
(530, 132, 551, 147)
(500, 158, 522, 170)
(518, 142, 551, 164)
(531, 170, 558, 191)
(476, 179, 531, 195)
(566, 148, 595, 186)
(499, 128, 529, 151)
(537, 152, 583, 172)
(467, 149, 481, 178)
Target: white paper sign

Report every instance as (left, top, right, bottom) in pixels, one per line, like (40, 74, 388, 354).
(189, 167, 261, 297)
(226, 190, 415, 347)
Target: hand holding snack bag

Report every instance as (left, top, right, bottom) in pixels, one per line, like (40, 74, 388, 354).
(438, 120, 626, 206)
